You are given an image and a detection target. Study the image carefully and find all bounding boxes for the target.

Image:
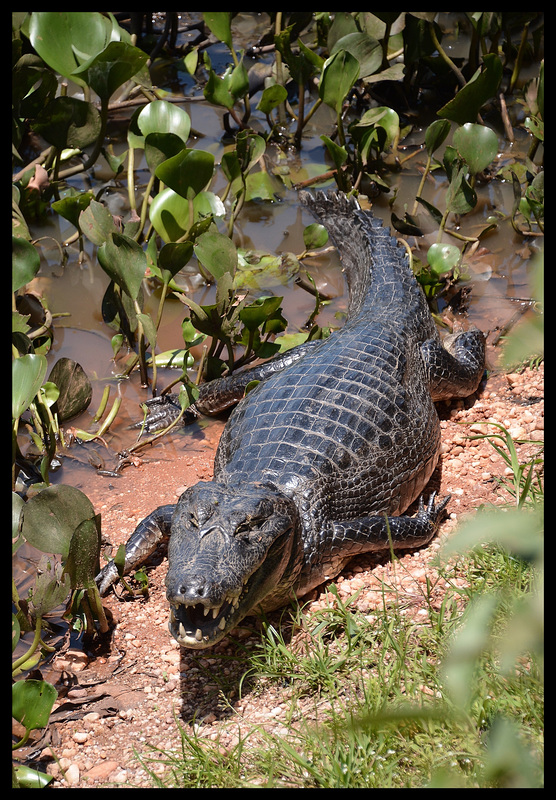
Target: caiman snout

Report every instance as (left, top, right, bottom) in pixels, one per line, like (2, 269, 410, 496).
(167, 574, 210, 604)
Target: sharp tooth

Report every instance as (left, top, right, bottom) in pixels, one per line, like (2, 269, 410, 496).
(179, 622, 186, 639)
(212, 606, 220, 619)
(203, 606, 210, 617)
(195, 628, 203, 642)
(218, 617, 227, 630)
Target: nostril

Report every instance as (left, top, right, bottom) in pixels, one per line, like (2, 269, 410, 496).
(168, 575, 208, 603)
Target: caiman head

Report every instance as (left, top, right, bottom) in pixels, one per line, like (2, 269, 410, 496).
(165, 481, 301, 649)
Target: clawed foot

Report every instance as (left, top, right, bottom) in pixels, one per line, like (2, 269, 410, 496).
(130, 394, 198, 433)
(416, 491, 451, 528)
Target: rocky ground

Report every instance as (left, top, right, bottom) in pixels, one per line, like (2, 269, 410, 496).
(13, 362, 543, 788)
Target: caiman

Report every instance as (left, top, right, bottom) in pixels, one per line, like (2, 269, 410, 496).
(96, 190, 485, 649)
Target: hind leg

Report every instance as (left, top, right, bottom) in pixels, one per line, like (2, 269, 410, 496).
(421, 328, 485, 401)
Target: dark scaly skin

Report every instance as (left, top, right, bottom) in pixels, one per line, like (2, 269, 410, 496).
(97, 191, 485, 649)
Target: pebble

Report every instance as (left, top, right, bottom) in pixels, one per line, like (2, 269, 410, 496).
(64, 764, 80, 785)
(84, 761, 121, 782)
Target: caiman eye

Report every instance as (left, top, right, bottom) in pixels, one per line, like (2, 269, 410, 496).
(235, 521, 252, 541)
(195, 503, 212, 527)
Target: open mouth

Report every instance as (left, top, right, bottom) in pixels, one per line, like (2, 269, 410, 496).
(169, 591, 244, 648)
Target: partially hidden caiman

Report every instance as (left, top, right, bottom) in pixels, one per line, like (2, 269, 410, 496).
(96, 190, 485, 649)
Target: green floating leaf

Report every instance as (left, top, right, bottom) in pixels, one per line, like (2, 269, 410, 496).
(159, 241, 194, 281)
(64, 517, 102, 590)
(452, 122, 498, 175)
(12, 679, 58, 732)
(98, 233, 147, 299)
(239, 296, 284, 332)
(257, 83, 288, 115)
(321, 135, 348, 172)
(149, 188, 223, 242)
(236, 130, 266, 174)
(244, 171, 280, 202)
(47, 357, 92, 421)
(79, 198, 119, 246)
(137, 99, 191, 145)
(427, 242, 461, 276)
(445, 164, 477, 215)
(303, 223, 329, 250)
(28, 11, 122, 87)
(437, 53, 503, 125)
(12, 353, 47, 419)
(13, 492, 25, 555)
(30, 96, 101, 151)
(203, 11, 233, 51)
(14, 764, 54, 789)
(391, 212, 423, 236)
(203, 54, 249, 109)
(424, 118, 451, 155)
(330, 31, 382, 79)
(144, 132, 186, 174)
(30, 556, 72, 616)
(352, 106, 400, 153)
(72, 40, 148, 103)
(274, 25, 318, 86)
(194, 231, 237, 281)
(12, 236, 40, 293)
(51, 191, 94, 231)
(21, 484, 97, 558)
(235, 251, 300, 290)
(148, 349, 194, 368)
(12, 613, 21, 653)
(319, 49, 360, 114)
(155, 148, 215, 200)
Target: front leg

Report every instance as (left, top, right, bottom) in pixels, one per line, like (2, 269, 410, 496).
(330, 493, 450, 555)
(135, 339, 324, 432)
(96, 504, 175, 595)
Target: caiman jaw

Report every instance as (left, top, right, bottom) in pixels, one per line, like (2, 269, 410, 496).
(168, 583, 246, 649)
